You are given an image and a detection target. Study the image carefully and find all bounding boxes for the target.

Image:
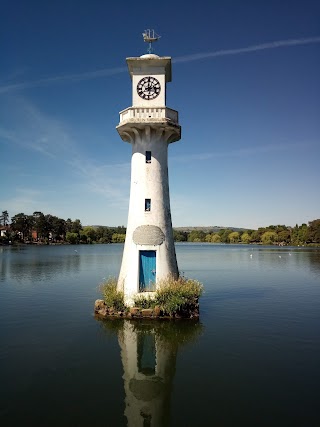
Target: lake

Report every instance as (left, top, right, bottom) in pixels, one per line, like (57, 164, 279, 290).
(0, 243, 319, 426)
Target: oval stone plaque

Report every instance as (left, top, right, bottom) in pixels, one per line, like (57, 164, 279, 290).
(133, 225, 165, 246)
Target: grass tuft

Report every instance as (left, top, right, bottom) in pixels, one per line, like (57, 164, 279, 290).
(155, 276, 203, 316)
(99, 277, 126, 312)
(100, 275, 203, 317)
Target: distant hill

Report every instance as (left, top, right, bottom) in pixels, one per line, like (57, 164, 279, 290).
(173, 226, 248, 233)
(90, 225, 249, 233)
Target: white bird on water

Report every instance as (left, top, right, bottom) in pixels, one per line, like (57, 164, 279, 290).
(250, 254, 253, 258)
(279, 255, 282, 258)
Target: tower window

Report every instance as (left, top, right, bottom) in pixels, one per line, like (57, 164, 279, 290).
(145, 199, 151, 211)
(146, 151, 151, 163)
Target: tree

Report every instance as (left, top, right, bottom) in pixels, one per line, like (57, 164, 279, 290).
(11, 213, 33, 241)
(241, 232, 251, 244)
(228, 231, 240, 243)
(219, 229, 233, 243)
(71, 219, 82, 235)
(188, 230, 206, 242)
(50, 216, 66, 241)
(298, 224, 308, 244)
(173, 230, 188, 242)
(112, 233, 125, 243)
(0, 210, 9, 226)
(277, 229, 291, 244)
(211, 233, 221, 243)
(66, 232, 79, 244)
(307, 219, 320, 243)
(33, 211, 46, 240)
(261, 231, 277, 245)
(82, 226, 97, 242)
(66, 218, 73, 233)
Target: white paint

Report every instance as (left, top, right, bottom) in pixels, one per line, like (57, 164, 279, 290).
(117, 54, 181, 306)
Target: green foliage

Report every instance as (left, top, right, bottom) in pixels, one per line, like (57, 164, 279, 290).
(155, 276, 203, 316)
(261, 231, 277, 245)
(100, 277, 126, 312)
(219, 228, 233, 243)
(173, 229, 188, 242)
(3, 206, 320, 247)
(112, 233, 126, 243)
(66, 232, 79, 244)
(307, 219, 320, 243)
(133, 294, 156, 309)
(241, 232, 251, 244)
(188, 230, 206, 242)
(228, 231, 240, 243)
(125, 276, 203, 316)
(0, 210, 9, 226)
(211, 233, 221, 243)
(82, 226, 97, 241)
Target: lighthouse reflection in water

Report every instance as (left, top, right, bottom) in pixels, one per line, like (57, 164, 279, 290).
(99, 319, 202, 426)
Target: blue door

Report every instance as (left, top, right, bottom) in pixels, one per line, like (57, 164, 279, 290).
(139, 250, 156, 291)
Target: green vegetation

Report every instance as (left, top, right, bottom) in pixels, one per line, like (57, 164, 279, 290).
(175, 220, 320, 246)
(1, 209, 320, 246)
(133, 276, 203, 316)
(0, 209, 126, 245)
(99, 278, 126, 312)
(99, 276, 203, 316)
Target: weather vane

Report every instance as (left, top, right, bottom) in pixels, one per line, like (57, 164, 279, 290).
(142, 29, 161, 54)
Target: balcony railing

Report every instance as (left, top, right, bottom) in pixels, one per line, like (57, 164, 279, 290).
(119, 107, 178, 125)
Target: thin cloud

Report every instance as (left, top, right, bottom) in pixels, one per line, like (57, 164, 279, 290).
(172, 36, 320, 64)
(0, 36, 319, 94)
(0, 66, 127, 94)
(1, 97, 130, 210)
(171, 141, 311, 163)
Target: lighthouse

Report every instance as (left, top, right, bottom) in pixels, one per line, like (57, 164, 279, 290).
(117, 31, 181, 306)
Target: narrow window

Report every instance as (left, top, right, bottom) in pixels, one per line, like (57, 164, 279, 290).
(146, 151, 151, 163)
(145, 199, 151, 211)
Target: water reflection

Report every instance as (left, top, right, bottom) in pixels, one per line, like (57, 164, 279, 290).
(97, 318, 203, 426)
(0, 246, 81, 283)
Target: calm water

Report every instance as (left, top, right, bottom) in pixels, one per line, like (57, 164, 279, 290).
(0, 243, 319, 426)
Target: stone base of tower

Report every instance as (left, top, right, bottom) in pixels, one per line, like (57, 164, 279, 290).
(94, 299, 200, 320)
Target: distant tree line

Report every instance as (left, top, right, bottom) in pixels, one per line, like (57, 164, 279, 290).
(0, 210, 126, 245)
(1, 210, 319, 246)
(173, 220, 320, 246)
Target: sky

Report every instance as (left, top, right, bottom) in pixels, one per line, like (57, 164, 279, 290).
(1, 0, 319, 229)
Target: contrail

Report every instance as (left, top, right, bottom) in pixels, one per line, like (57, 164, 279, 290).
(172, 36, 320, 63)
(0, 66, 127, 94)
(0, 36, 319, 94)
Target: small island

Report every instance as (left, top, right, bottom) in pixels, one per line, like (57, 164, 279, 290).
(94, 276, 203, 320)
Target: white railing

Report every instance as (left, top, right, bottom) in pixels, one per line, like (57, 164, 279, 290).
(119, 107, 178, 125)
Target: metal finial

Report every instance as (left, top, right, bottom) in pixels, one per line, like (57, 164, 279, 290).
(142, 29, 161, 54)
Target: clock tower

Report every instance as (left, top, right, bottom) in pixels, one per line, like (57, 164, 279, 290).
(116, 31, 181, 306)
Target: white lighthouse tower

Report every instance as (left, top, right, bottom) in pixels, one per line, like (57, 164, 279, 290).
(117, 31, 181, 306)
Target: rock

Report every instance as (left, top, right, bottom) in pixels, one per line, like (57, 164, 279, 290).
(130, 307, 140, 315)
(141, 309, 153, 317)
(153, 306, 161, 317)
(94, 299, 106, 312)
(97, 307, 108, 317)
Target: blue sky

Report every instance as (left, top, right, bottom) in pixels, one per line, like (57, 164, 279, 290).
(1, 0, 319, 229)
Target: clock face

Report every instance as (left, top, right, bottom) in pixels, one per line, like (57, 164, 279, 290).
(137, 76, 161, 100)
